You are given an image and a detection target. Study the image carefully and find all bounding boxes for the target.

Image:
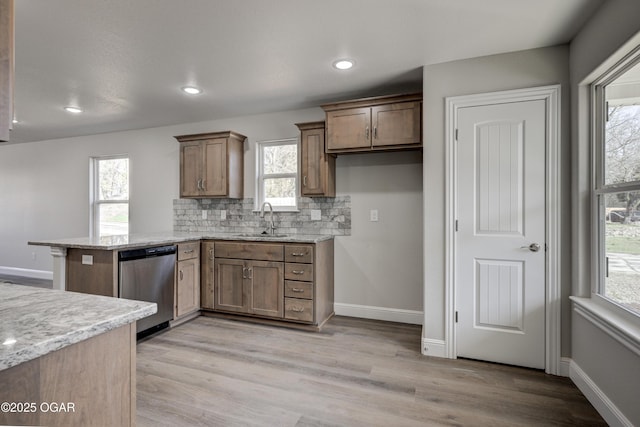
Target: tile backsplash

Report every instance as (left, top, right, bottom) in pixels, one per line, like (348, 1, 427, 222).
(173, 196, 351, 236)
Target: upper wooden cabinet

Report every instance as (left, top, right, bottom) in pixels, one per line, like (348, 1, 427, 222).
(174, 131, 246, 199)
(0, 0, 14, 142)
(322, 93, 422, 153)
(296, 121, 335, 197)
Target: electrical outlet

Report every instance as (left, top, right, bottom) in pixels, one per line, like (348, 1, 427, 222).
(81, 255, 93, 265)
(202, 210, 208, 220)
(370, 209, 379, 222)
(220, 210, 227, 220)
(31, 252, 37, 261)
(311, 209, 321, 221)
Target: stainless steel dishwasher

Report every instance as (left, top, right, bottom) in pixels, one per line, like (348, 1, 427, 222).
(118, 245, 176, 333)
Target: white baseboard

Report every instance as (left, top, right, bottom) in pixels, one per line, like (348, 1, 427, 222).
(334, 303, 423, 325)
(421, 338, 446, 358)
(0, 266, 53, 281)
(570, 360, 633, 427)
(558, 357, 571, 377)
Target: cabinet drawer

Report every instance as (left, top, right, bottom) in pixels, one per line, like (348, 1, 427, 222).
(285, 245, 313, 263)
(178, 242, 200, 261)
(285, 281, 313, 299)
(284, 298, 313, 323)
(285, 263, 313, 281)
(215, 242, 284, 261)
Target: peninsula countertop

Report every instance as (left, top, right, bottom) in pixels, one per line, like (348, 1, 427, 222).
(0, 282, 156, 371)
(28, 231, 334, 251)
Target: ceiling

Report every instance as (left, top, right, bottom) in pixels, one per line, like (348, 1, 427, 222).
(9, 0, 604, 144)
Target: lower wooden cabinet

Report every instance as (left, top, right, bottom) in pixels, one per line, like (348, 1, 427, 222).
(214, 252, 284, 319)
(211, 240, 334, 329)
(201, 241, 215, 310)
(175, 242, 200, 319)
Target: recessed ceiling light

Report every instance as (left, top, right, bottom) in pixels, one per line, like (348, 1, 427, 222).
(333, 59, 354, 70)
(182, 86, 202, 95)
(64, 106, 83, 114)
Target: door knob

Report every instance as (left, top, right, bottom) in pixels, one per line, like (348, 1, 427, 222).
(520, 243, 541, 252)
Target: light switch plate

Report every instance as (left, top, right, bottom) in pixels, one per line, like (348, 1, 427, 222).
(81, 255, 93, 265)
(311, 209, 321, 221)
(202, 210, 208, 220)
(370, 209, 379, 222)
(221, 210, 227, 220)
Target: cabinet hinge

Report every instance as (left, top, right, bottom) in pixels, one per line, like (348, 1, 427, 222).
(455, 220, 458, 232)
(605, 101, 609, 122)
(455, 311, 459, 323)
(455, 129, 458, 141)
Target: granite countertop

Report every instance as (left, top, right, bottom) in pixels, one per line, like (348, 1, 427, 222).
(28, 231, 334, 250)
(0, 283, 156, 371)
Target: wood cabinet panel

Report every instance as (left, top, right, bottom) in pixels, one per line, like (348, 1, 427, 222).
(175, 131, 246, 199)
(180, 142, 202, 197)
(176, 257, 199, 318)
(250, 261, 283, 318)
(201, 241, 215, 310)
(66, 249, 117, 297)
(285, 244, 314, 263)
(285, 262, 313, 282)
(215, 241, 284, 261)
(203, 138, 227, 196)
(326, 107, 371, 151)
(285, 280, 313, 299)
(323, 93, 422, 153)
(214, 258, 248, 313)
(284, 298, 313, 323)
(372, 102, 421, 147)
(177, 241, 200, 261)
(297, 121, 335, 197)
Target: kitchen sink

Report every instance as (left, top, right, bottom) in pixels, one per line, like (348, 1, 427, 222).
(234, 233, 289, 238)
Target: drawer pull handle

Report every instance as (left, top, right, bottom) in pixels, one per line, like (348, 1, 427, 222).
(292, 307, 305, 313)
(291, 288, 305, 292)
(291, 252, 307, 257)
(183, 249, 194, 254)
(292, 270, 305, 275)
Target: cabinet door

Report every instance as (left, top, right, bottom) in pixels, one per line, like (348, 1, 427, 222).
(249, 260, 284, 318)
(371, 102, 421, 148)
(176, 258, 200, 317)
(214, 258, 249, 313)
(202, 138, 227, 197)
(326, 107, 371, 151)
(180, 142, 202, 197)
(201, 241, 215, 310)
(301, 127, 328, 196)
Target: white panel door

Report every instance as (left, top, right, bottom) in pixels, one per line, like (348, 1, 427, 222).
(456, 100, 546, 369)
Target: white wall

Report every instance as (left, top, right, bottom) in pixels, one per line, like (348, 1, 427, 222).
(569, 1, 640, 425)
(421, 46, 572, 350)
(0, 106, 423, 318)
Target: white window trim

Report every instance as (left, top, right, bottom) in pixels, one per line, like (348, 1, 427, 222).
(590, 47, 640, 324)
(255, 138, 300, 212)
(90, 155, 130, 237)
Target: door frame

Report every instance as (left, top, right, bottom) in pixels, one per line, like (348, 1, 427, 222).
(444, 85, 562, 375)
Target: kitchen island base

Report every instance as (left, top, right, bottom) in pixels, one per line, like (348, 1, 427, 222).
(0, 323, 136, 427)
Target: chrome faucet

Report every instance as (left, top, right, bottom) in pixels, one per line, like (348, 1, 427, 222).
(260, 202, 276, 234)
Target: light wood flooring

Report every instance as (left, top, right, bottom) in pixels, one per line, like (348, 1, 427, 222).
(136, 316, 605, 426)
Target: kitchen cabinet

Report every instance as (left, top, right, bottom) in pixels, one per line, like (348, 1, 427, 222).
(212, 239, 334, 329)
(175, 242, 200, 319)
(296, 121, 335, 197)
(322, 93, 422, 153)
(175, 131, 246, 198)
(201, 241, 215, 310)
(214, 242, 284, 319)
(0, 0, 14, 142)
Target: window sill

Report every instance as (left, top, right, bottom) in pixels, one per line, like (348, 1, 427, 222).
(570, 296, 640, 357)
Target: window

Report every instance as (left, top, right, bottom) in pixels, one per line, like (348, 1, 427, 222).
(90, 156, 129, 237)
(594, 56, 640, 316)
(256, 138, 298, 211)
